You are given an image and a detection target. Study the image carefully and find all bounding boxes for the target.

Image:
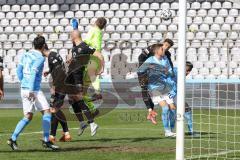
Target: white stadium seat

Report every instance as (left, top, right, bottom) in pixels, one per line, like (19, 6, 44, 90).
(2, 5, 11, 12)
(5, 26, 13, 33)
(202, 1, 211, 9)
(208, 9, 218, 17)
(191, 2, 200, 9)
(0, 1, 238, 81)
(212, 1, 221, 9)
(130, 3, 139, 10)
(222, 1, 232, 9)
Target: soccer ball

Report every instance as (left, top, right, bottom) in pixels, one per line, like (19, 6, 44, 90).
(160, 9, 172, 21)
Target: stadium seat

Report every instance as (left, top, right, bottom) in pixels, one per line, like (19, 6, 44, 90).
(218, 9, 228, 17)
(206, 32, 216, 40)
(100, 3, 109, 10)
(110, 3, 119, 10)
(5, 26, 13, 33)
(215, 61, 226, 69)
(26, 12, 35, 19)
(30, 19, 39, 26)
(136, 10, 145, 18)
(210, 24, 220, 32)
(198, 54, 208, 62)
(2, 5, 11, 12)
(212, 1, 221, 9)
(146, 10, 155, 18)
(115, 10, 124, 17)
(205, 61, 214, 69)
(40, 19, 49, 26)
(198, 9, 207, 17)
(202, 1, 211, 9)
(193, 16, 203, 24)
(111, 18, 120, 25)
(187, 10, 196, 17)
(208, 8, 218, 17)
(140, 3, 149, 10)
(191, 2, 200, 9)
(35, 12, 44, 19)
(222, 1, 232, 9)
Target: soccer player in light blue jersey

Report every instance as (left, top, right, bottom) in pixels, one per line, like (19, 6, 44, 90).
(168, 62, 194, 135)
(7, 36, 59, 151)
(137, 43, 177, 137)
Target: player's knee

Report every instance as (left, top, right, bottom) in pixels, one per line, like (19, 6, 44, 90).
(169, 104, 176, 110)
(25, 113, 33, 121)
(162, 105, 169, 114)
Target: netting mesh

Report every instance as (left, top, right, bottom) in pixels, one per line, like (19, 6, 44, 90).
(185, 81, 240, 160)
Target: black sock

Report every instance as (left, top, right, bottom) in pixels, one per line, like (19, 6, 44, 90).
(55, 110, 69, 133)
(78, 100, 94, 124)
(51, 113, 59, 136)
(72, 101, 84, 122)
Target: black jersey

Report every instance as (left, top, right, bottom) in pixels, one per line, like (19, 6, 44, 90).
(72, 42, 96, 59)
(66, 42, 96, 86)
(48, 51, 65, 74)
(48, 52, 67, 90)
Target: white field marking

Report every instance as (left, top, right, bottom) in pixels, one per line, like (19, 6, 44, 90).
(0, 127, 162, 137)
(185, 150, 238, 160)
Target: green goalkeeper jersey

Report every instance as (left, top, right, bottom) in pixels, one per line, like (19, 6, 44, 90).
(84, 26, 103, 52)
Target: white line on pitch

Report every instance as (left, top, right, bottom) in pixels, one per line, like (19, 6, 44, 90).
(0, 127, 161, 137)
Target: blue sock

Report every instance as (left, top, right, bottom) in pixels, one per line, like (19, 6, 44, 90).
(169, 109, 176, 130)
(185, 111, 193, 133)
(162, 106, 170, 132)
(11, 117, 30, 141)
(42, 113, 52, 142)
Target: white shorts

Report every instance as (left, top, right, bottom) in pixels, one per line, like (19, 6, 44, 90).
(151, 90, 174, 105)
(21, 89, 50, 115)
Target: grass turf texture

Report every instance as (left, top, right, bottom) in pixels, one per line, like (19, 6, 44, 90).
(0, 109, 240, 160)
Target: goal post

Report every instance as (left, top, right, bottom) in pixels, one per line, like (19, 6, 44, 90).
(176, 0, 187, 160)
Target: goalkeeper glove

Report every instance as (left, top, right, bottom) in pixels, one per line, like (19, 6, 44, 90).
(71, 18, 79, 30)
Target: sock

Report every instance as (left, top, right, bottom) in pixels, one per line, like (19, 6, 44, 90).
(50, 113, 59, 137)
(169, 109, 177, 130)
(162, 106, 170, 132)
(78, 100, 94, 124)
(72, 102, 84, 122)
(42, 113, 52, 142)
(56, 110, 69, 133)
(11, 117, 30, 141)
(185, 111, 193, 133)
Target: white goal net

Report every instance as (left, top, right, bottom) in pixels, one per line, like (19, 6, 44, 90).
(185, 80, 240, 160)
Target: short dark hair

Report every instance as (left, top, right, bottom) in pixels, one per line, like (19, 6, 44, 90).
(95, 17, 107, 30)
(164, 38, 174, 47)
(33, 35, 46, 50)
(151, 43, 163, 55)
(186, 61, 193, 72)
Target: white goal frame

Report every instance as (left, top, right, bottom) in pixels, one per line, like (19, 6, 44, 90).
(176, 0, 187, 160)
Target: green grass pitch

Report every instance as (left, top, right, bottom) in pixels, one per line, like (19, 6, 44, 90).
(0, 108, 240, 160)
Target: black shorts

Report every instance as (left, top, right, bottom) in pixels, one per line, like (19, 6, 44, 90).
(50, 92, 66, 109)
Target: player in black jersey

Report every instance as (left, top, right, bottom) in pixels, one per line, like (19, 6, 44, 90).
(66, 30, 99, 136)
(137, 39, 174, 124)
(42, 48, 72, 142)
(0, 56, 4, 99)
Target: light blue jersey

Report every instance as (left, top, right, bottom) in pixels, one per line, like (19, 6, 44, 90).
(17, 50, 45, 91)
(137, 55, 176, 94)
